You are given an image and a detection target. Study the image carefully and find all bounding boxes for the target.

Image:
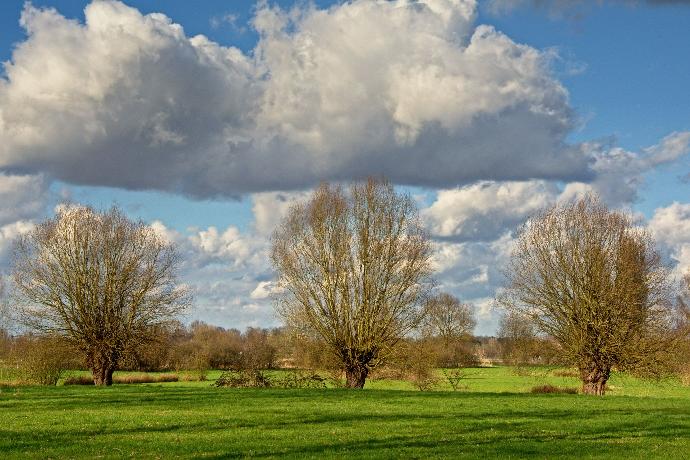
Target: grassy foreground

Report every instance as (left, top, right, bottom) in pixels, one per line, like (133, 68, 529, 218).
(1, 368, 689, 459)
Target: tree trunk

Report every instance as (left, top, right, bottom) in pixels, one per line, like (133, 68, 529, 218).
(92, 364, 115, 386)
(345, 365, 368, 389)
(580, 365, 610, 395)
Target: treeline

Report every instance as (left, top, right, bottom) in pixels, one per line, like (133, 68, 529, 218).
(0, 318, 563, 384)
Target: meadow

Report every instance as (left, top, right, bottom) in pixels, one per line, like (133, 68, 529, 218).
(2, 367, 690, 458)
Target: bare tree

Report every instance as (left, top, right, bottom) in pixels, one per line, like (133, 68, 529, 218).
(497, 310, 539, 365)
(423, 293, 476, 342)
(271, 178, 433, 388)
(12, 206, 189, 385)
(500, 196, 675, 395)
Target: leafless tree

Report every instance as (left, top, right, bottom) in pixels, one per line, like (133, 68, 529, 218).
(497, 310, 538, 366)
(271, 178, 433, 388)
(12, 206, 189, 385)
(499, 196, 676, 395)
(423, 293, 476, 342)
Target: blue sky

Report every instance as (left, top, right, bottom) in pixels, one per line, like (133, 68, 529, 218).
(0, 0, 688, 334)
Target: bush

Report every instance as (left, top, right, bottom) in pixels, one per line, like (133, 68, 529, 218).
(215, 370, 272, 388)
(433, 340, 480, 368)
(13, 336, 75, 385)
(394, 340, 439, 391)
(531, 384, 578, 394)
(214, 370, 329, 389)
(275, 371, 327, 389)
(442, 368, 468, 391)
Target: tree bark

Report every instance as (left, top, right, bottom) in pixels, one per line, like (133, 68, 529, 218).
(92, 364, 115, 386)
(345, 365, 368, 389)
(580, 365, 610, 396)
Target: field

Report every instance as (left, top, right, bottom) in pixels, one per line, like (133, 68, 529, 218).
(2, 367, 690, 458)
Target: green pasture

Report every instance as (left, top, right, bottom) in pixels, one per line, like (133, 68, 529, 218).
(1, 366, 689, 458)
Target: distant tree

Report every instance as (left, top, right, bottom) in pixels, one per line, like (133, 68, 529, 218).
(497, 310, 538, 366)
(422, 293, 477, 367)
(423, 293, 476, 342)
(500, 196, 676, 395)
(12, 206, 189, 385)
(271, 178, 433, 388)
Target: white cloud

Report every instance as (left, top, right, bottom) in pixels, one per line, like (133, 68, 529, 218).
(0, 0, 596, 197)
(1, 1, 683, 202)
(0, 173, 50, 226)
(0, 221, 35, 268)
(250, 280, 283, 300)
(423, 180, 559, 241)
(582, 131, 690, 204)
(648, 202, 690, 275)
(251, 191, 309, 236)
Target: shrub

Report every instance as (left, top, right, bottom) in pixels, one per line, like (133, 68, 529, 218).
(214, 370, 329, 389)
(531, 384, 578, 394)
(275, 371, 327, 389)
(215, 370, 272, 388)
(13, 336, 74, 385)
(442, 368, 468, 391)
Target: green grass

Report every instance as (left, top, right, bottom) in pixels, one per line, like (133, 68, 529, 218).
(1, 367, 689, 458)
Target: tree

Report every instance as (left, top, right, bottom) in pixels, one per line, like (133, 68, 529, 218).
(12, 206, 189, 385)
(421, 293, 477, 368)
(423, 293, 475, 342)
(500, 196, 675, 395)
(497, 310, 538, 366)
(271, 178, 433, 388)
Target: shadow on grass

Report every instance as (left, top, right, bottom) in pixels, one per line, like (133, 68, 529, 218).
(2, 388, 689, 458)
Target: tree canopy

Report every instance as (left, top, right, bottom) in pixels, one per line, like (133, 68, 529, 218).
(500, 196, 676, 395)
(271, 178, 433, 388)
(12, 206, 189, 385)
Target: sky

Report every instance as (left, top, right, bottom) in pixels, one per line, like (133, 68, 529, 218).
(0, 0, 688, 335)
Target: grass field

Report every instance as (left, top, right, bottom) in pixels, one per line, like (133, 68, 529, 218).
(2, 367, 689, 458)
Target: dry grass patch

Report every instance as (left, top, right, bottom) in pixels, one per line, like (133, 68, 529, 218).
(63, 375, 94, 385)
(552, 368, 579, 378)
(531, 384, 578, 394)
(114, 373, 179, 384)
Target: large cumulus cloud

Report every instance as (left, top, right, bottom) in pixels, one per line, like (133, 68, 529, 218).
(0, 0, 592, 197)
